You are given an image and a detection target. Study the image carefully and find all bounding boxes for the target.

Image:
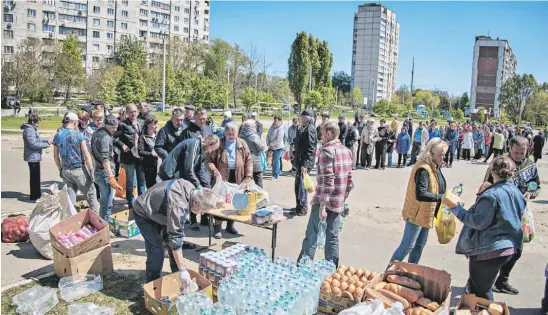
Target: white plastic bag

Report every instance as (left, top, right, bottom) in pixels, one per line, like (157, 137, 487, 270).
(339, 300, 405, 315)
(239, 181, 270, 208)
(12, 285, 58, 315)
(68, 303, 115, 315)
(29, 184, 76, 259)
(211, 175, 239, 204)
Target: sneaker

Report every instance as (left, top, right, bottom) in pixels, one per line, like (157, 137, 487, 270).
(296, 210, 307, 216)
(365, 167, 370, 170)
(272, 177, 278, 181)
(494, 281, 519, 295)
(213, 226, 222, 239)
(226, 225, 239, 235)
(191, 223, 200, 231)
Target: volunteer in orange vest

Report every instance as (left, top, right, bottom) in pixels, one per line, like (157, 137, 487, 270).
(389, 138, 448, 264)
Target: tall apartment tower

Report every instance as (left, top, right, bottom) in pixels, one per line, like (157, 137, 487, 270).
(351, 3, 399, 109)
(469, 36, 516, 117)
(1, 0, 211, 72)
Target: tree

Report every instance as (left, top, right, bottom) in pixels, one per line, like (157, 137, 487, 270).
(113, 35, 147, 69)
(303, 90, 323, 109)
(142, 65, 162, 100)
(459, 92, 470, 110)
(169, 37, 207, 73)
(500, 74, 538, 124)
(373, 100, 389, 116)
(117, 62, 146, 105)
(316, 40, 333, 88)
(352, 87, 364, 107)
(413, 90, 440, 110)
(288, 32, 310, 107)
(240, 87, 258, 112)
(476, 107, 485, 123)
(99, 66, 124, 104)
(438, 95, 450, 110)
(204, 39, 233, 83)
(258, 92, 274, 104)
(188, 75, 227, 107)
(453, 108, 464, 121)
(332, 71, 351, 93)
(524, 91, 548, 126)
(55, 35, 85, 102)
(394, 85, 411, 104)
(319, 86, 335, 109)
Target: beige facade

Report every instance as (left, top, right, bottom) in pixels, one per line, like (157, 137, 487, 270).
(2, 0, 210, 72)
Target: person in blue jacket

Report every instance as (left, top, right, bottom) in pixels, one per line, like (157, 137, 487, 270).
(395, 127, 410, 168)
(21, 114, 52, 200)
(428, 122, 441, 140)
(443, 122, 458, 167)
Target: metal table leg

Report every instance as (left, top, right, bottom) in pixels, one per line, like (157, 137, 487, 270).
(271, 223, 278, 262)
(208, 214, 213, 247)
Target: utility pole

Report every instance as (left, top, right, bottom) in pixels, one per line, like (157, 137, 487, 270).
(161, 35, 166, 112)
(410, 57, 415, 108)
(226, 63, 230, 109)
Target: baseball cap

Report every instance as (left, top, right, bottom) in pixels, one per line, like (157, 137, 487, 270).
(300, 110, 314, 117)
(104, 116, 119, 126)
(321, 111, 330, 118)
(65, 112, 79, 121)
(184, 105, 195, 111)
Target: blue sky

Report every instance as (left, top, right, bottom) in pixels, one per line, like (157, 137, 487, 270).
(209, 1, 548, 96)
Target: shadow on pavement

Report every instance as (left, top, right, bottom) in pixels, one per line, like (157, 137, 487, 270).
(6, 242, 48, 260)
(509, 308, 540, 315)
(0, 191, 36, 204)
(21, 264, 53, 280)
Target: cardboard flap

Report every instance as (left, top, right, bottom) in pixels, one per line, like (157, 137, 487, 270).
(457, 294, 510, 315)
(111, 209, 134, 222)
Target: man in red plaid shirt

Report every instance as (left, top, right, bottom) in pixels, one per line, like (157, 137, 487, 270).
(298, 121, 354, 267)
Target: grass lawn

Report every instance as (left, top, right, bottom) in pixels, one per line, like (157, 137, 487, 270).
(1, 273, 149, 315)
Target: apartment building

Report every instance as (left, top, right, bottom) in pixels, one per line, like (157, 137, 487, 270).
(469, 35, 517, 117)
(351, 3, 399, 109)
(1, 0, 211, 71)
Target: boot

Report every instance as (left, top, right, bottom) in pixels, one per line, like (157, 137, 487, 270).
(213, 224, 222, 239)
(226, 220, 238, 235)
(494, 280, 519, 295)
(200, 215, 209, 227)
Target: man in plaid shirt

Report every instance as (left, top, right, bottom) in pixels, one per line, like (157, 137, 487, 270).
(298, 121, 354, 267)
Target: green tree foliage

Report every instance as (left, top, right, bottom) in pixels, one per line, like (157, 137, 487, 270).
(288, 32, 310, 107)
(117, 62, 146, 105)
(258, 92, 274, 104)
(164, 63, 185, 105)
(452, 108, 464, 121)
(240, 87, 258, 112)
(500, 74, 538, 124)
(303, 90, 323, 109)
(99, 66, 124, 104)
(413, 90, 440, 109)
(55, 35, 85, 102)
(352, 87, 364, 107)
(142, 65, 162, 100)
(113, 35, 147, 69)
(373, 99, 389, 115)
(188, 75, 226, 107)
(438, 95, 450, 110)
(204, 39, 233, 83)
(524, 91, 548, 126)
(476, 107, 485, 123)
(169, 37, 207, 73)
(459, 92, 470, 110)
(319, 86, 335, 109)
(394, 85, 411, 104)
(316, 40, 333, 88)
(332, 71, 351, 93)
(308, 36, 320, 89)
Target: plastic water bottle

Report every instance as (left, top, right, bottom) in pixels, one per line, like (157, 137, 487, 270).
(58, 274, 103, 302)
(316, 220, 327, 250)
(452, 183, 463, 196)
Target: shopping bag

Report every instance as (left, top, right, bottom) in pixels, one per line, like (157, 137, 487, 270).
(260, 151, 267, 173)
(522, 206, 536, 243)
(115, 167, 137, 199)
(283, 150, 290, 161)
(211, 174, 239, 204)
(303, 172, 316, 193)
(266, 149, 273, 167)
(434, 206, 456, 244)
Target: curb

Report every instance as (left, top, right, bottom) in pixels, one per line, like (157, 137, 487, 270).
(1, 271, 56, 292)
(1, 209, 34, 218)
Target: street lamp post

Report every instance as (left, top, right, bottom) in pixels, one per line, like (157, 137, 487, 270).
(161, 33, 167, 113)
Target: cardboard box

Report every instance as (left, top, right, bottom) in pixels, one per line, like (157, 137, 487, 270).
(318, 289, 357, 315)
(457, 294, 510, 315)
(367, 262, 452, 315)
(144, 269, 213, 315)
(49, 209, 110, 258)
(52, 244, 113, 278)
(109, 209, 141, 238)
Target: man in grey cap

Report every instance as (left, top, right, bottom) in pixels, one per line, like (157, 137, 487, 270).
(183, 105, 195, 130)
(292, 110, 317, 216)
(91, 116, 123, 222)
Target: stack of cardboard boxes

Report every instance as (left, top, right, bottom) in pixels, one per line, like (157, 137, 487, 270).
(50, 209, 113, 278)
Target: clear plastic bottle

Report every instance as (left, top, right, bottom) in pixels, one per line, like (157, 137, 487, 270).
(453, 183, 463, 196)
(316, 220, 327, 250)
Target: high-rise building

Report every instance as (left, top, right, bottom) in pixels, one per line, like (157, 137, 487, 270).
(351, 3, 399, 109)
(469, 36, 516, 117)
(1, 0, 210, 72)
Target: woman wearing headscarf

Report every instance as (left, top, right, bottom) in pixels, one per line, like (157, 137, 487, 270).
(239, 115, 266, 187)
(396, 126, 411, 168)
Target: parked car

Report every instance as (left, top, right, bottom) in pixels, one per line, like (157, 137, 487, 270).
(1, 96, 19, 109)
(153, 102, 171, 112)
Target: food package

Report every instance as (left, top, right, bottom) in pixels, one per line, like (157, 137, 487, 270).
(434, 207, 456, 245)
(1, 215, 29, 243)
(522, 206, 535, 243)
(57, 224, 99, 249)
(251, 206, 283, 225)
(190, 188, 225, 214)
(211, 175, 239, 205)
(232, 182, 270, 215)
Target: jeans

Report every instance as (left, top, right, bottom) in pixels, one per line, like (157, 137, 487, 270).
(61, 168, 99, 213)
(457, 141, 463, 160)
(28, 162, 41, 200)
(124, 162, 146, 208)
(444, 151, 454, 166)
(409, 142, 421, 165)
(390, 220, 430, 264)
(133, 210, 180, 283)
(298, 204, 341, 267)
(271, 149, 283, 179)
(94, 169, 115, 222)
(294, 167, 311, 213)
(469, 255, 515, 300)
(387, 152, 393, 167)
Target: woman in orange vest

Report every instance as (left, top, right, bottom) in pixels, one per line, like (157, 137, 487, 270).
(389, 138, 448, 264)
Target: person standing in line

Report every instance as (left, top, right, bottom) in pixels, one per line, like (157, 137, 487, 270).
(298, 121, 353, 267)
(221, 111, 233, 127)
(291, 110, 317, 216)
(138, 102, 154, 121)
(428, 122, 441, 140)
(484, 127, 505, 163)
(181, 108, 211, 140)
(52, 113, 98, 213)
(239, 116, 266, 188)
(78, 110, 94, 152)
(544, 127, 548, 143)
(484, 126, 492, 160)
(373, 119, 388, 169)
(251, 112, 264, 137)
(338, 115, 348, 145)
(287, 118, 299, 172)
(396, 127, 411, 168)
(472, 125, 485, 160)
(138, 117, 160, 188)
(267, 115, 285, 181)
(91, 117, 123, 222)
(317, 112, 330, 143)
(386, 121, 398, 168)
(155, 108, 185, 160)
(21, 114, 52, 200)
(356, 115, 367, 168)
(408, 122, 429, 166)
(444, 122, 458, 168)
(345, 121, 360, 170)
(462, 126, 474, 161)
(457, 126, 464, 161)
(533, 131, 545, 163)
(389, 138, 448, 264)
(360, 120, 377, 170)
(182, 105, 195, 130)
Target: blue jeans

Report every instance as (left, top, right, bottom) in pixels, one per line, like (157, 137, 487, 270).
(390, 220, 430, 264)
(298, 204, 341, 267)
(124, 162, 146, 208)
(387, 152, 393, 167)
(94, 169, 115, 222)
(133, 210, 179, 283)
(272, 149, 283, 179)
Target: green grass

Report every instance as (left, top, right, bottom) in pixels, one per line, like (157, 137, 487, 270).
(1, 273, 149, 315)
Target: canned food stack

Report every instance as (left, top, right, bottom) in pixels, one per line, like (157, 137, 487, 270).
(198, 243, 249, 287)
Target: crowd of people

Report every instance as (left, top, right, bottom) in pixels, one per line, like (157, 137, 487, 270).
(19, 103, 544, 303)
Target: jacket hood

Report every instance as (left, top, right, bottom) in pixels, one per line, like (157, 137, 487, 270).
(239, 122, 257, 138)
(21, 123, 35, 130)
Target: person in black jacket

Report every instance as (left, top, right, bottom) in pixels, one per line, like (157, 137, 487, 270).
(374, 119, 389, 170)
(138, 117, 159, 188)
(183, 105, 195, 130)
(291, 110, 317, 216)
(338, 115, 348, 144)
(181, 108, 209, 140)
(154, 108, 185, 160)
(317, 112, 329, 142)
(346, 121, 360, 170)
(138, 102, 155, 121)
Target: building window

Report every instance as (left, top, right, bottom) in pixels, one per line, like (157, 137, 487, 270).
(4, 30, 13, 38)
(28, 9, 37, 17)
(174, 16, 179, 22)
(4, 14, 13, 22)
(140, 9, 148, 16)
(139, 30, 147, 37)
(27, 23, 36, 31)
(4, 46, 14, 54)
(121, 22, 128, 29)
(107, 8, 114, 15)
(107, 20, 114, 27)
(42, 24, 55, 32)
(184, 27, 189, 33)
(106, 32, 113, 39)
(122, 0, 128, 5)
(121, 34, 127, 39)
(107, 45, 113, 51)
(59, 14, 87, 23)
(141, 0, 147, 4)
(59, 26, 86, 36)
(184, 17, 189, 23)
(122, 10, 128, 17)
(93, 44, 99, 51)
(93, 18, 100, 26)
(184, 8, 189, 14)
(204, 18, 208, 24)
(140, 19, 148, 26)
(43, 11, 56, 20)
(92, 56, 99, 63)
(174, 26, 179, 31)
(151, 1, 170, 10)
(175, 6, 180, 11)
(195, 1, 199, 7)
(194, 19, 198, 25)
(204, 9, 209, 15)
(203, 35, 208, 41)
(93, 31, 100, 38)
(93, 6, 100, 13)
(193, 29, 198, 35)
